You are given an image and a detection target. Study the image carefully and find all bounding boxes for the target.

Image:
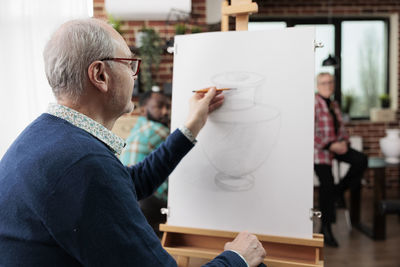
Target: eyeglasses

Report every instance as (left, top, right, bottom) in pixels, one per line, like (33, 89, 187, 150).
(100, 57, 141, 76)
(318, 81, 334, 86)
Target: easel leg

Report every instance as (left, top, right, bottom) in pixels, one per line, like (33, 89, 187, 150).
(236, 14, 249, 31)
(177, 256, 190, 267)
(221, 1, 229, 31)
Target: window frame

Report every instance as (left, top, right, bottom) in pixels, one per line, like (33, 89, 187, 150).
(249, 16, 390, 120)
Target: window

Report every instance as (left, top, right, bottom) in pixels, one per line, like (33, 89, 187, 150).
(249, 17, 389, 119)
(341, 21, 388, 117)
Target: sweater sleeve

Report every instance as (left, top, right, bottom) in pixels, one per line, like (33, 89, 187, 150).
(43, 155, 177, 267)
(128, 129, 194, 200)
(202, 251, 248, 267)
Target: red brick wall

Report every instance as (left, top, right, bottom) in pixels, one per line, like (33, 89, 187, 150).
(94, 0, 400, 188)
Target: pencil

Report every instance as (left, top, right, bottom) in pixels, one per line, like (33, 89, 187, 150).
(192, 87, 234, 93)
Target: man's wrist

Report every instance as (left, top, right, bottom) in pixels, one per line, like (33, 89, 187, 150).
(228, 250, 249, 267)
(183, 119, 201, 138)
(179, 125, 197, 144)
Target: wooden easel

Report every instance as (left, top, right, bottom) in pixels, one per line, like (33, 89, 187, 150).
(161, 1, 324, 266)
(221, 0, 258, 31)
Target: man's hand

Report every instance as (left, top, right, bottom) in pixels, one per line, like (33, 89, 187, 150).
(184, 87, 224, 138)
(224, 231, 267, 267)
(329, 141, 348, 155)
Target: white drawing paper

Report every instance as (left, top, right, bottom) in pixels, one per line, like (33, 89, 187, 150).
(168, 27, 315, 239)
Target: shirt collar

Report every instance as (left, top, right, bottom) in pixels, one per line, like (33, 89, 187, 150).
(46, 103, 126, 155)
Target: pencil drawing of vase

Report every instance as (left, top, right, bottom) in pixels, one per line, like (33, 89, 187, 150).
(199, 71, 281, 191)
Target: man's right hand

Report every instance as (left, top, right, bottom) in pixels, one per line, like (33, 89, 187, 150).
(224, 231, 266, 267)
(329, 141, 348, 155)
(184, 87, 224, 138)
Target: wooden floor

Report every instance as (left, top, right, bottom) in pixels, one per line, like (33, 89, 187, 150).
(182, 189, 400, 267)
(320, 188, 400, 267)
(322, 212, 400, 267)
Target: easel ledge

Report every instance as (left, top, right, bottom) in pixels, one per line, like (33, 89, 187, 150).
(160, 224, 324, 267)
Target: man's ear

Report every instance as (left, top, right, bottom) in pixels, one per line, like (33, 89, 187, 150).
(87, 61, 109, 93)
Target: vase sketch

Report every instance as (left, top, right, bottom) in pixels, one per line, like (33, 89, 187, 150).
(199, 71, 281, 191)
(380, 129, 400, 164)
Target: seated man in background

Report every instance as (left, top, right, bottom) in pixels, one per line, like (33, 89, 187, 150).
(0, 18, 266, 267)
(314, 72, 368, 248)
(120, 90, 171, 237)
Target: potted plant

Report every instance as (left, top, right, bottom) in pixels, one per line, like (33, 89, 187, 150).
(175, 23, 186, 35)
(341, 93, 353, 115)
(380, 93, 390, 108)
(191, 26, 202, 34)
(108, 14, 123, 35)
(137, 28, 163, 92)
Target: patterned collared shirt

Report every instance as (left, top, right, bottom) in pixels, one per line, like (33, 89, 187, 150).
(119, 116, 170, 200)
(314, 94, 349, 165)
(46, 103, 126, 155)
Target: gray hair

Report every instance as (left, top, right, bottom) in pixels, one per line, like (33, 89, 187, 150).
(43, 18, 117, 101)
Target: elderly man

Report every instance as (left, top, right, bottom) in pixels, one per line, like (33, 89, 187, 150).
(314, 72, 368, 248)
(0, 19, 266, 267)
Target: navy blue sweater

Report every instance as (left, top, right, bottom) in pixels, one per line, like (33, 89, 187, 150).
(0, 114, 245, 267)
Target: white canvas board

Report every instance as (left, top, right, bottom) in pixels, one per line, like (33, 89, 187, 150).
(168, 27, 315, 239)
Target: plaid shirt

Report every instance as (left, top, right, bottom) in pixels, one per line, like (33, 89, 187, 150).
(314, 94, 349, 165)
(119, 116, 170, 200)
